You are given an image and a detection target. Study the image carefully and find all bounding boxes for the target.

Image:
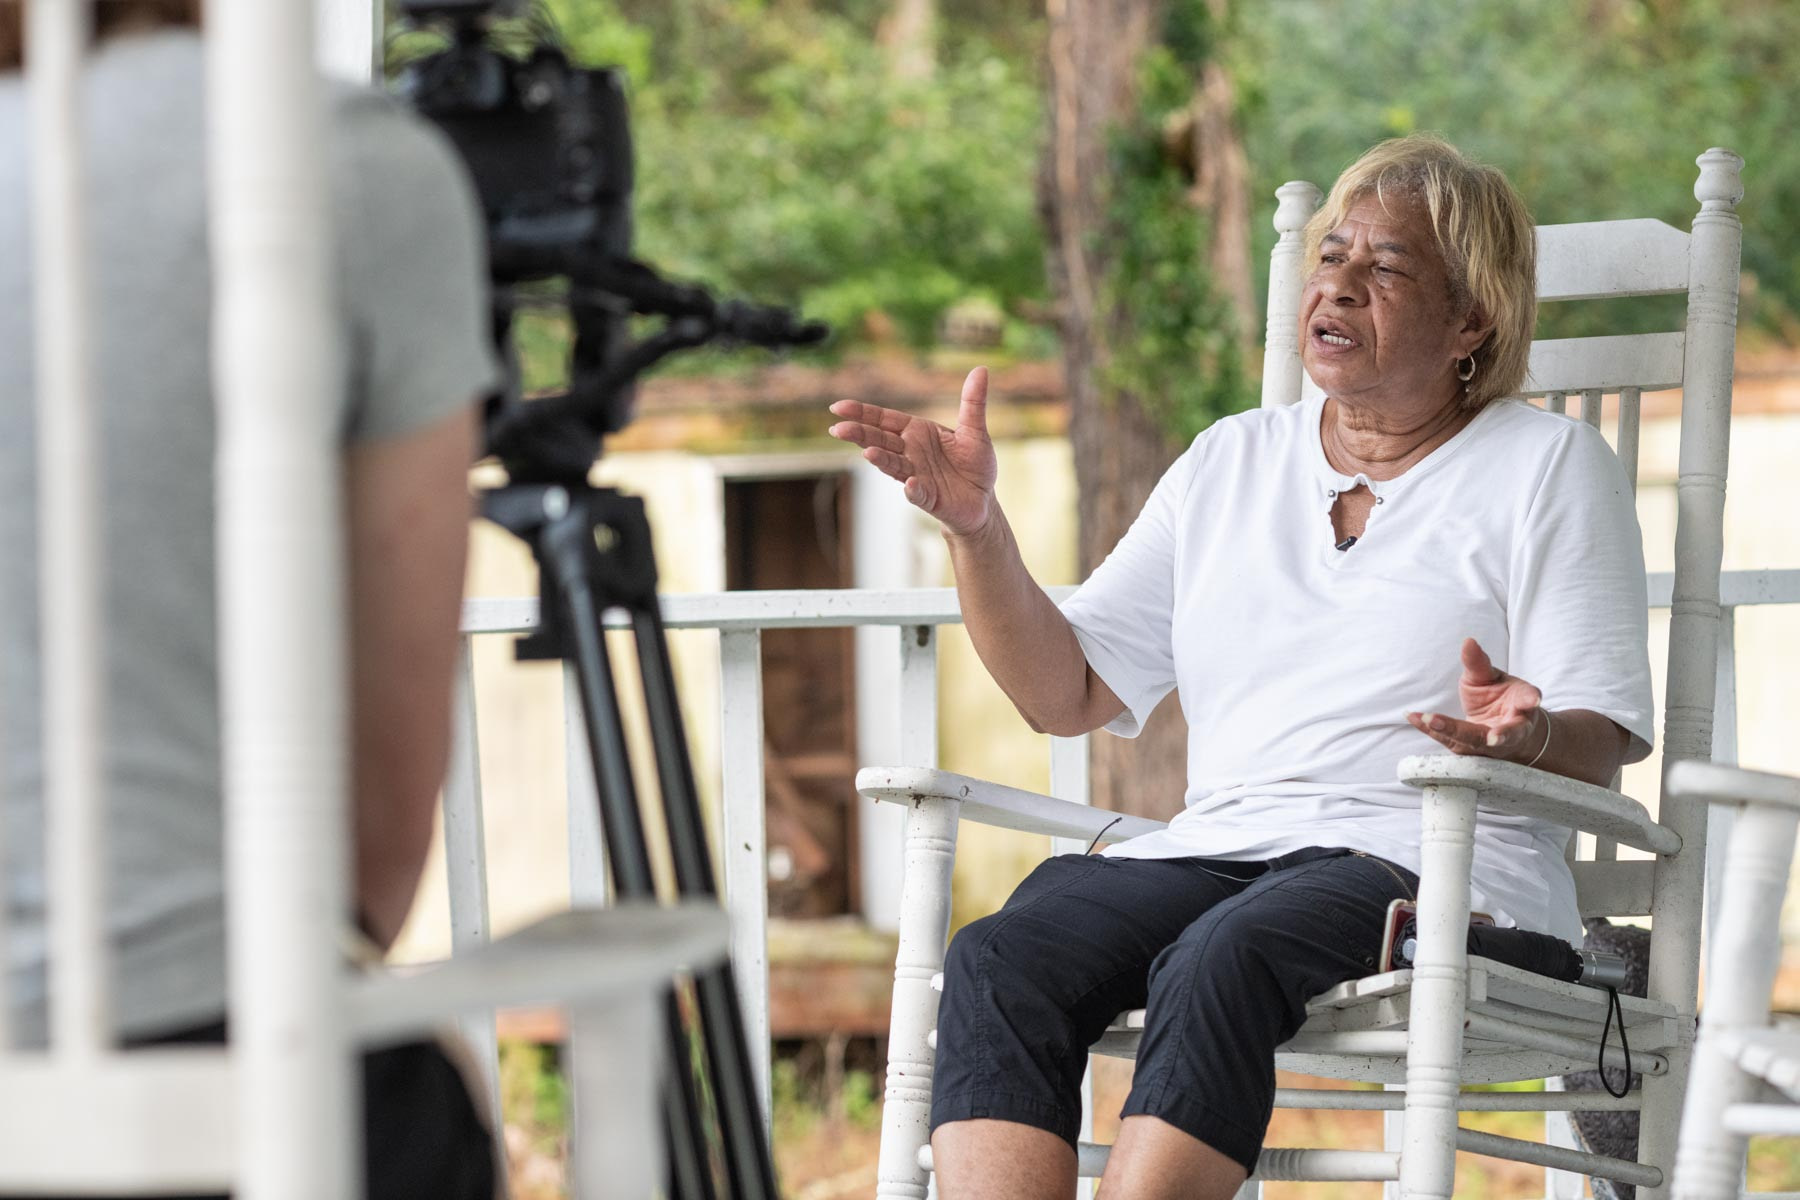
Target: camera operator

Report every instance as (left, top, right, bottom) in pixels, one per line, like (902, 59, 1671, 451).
(2, 4, 500, 1196)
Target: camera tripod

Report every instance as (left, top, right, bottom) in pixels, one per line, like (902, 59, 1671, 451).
(484, 480, 779, 1200)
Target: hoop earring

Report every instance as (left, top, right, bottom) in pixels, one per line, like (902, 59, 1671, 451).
(1456, 353, 1478, 384)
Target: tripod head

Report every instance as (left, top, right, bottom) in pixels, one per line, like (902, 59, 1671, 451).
(481, 257, 828, 485)
(393, 0, 829, 486)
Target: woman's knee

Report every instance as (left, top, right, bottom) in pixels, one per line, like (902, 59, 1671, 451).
(942, 856, 1115, 997)
(940, 912, 1001, 993)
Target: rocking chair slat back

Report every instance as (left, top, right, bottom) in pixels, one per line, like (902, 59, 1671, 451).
(1524, 333, 1688, 394)
(1535, 218, 1691, 301)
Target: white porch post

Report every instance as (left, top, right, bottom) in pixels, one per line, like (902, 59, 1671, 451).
(315, 0, 382, 84)
(209, 0, 359, 1196)
(27, 0, 109, 1062)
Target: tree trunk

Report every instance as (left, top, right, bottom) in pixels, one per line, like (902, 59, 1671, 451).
(1191, 50, 1256, 355)
(1041, 0, 1190, 822)
(880, 0, 936, 82)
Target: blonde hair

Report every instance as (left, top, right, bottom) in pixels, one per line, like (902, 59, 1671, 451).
(1303, 135, 1537, 410)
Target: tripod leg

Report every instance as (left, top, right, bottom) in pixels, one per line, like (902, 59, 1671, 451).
(662, 992, 716, 1200)
(522, 487, 778, 1198)
(632, 611, 780, 1199)
(556, 574, 720, 1200)
(559, 576, 658, 899)
(631, 610, 717, 896)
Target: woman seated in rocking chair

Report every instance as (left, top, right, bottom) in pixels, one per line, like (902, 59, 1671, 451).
(827, 134, 1653, 1200)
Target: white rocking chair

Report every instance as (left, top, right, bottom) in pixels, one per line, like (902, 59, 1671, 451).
(863, 146, 1746, 1200)
(1666, 761, 1800, 1200)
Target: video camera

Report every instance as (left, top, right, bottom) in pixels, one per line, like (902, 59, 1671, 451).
(392, 0, 829, 483)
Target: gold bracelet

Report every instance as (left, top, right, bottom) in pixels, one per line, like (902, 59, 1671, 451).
(1525, 709, 1554, 769)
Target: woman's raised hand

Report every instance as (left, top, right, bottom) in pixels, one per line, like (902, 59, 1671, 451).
(828, 366, 998, 538)
(1407, 637, 1549, 762)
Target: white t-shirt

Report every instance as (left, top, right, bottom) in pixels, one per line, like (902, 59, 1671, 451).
(1059, 392, 1654, 943)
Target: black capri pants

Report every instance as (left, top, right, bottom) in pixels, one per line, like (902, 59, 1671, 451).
(930, 846, 1419, 1171)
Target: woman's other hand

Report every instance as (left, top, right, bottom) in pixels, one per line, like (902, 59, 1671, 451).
(1407, 637, 1549, 763)
(828, 366, 997, 538)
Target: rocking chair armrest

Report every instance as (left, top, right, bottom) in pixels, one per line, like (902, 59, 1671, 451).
(855, 766, 1166, 846)
(347, 901, 728, 1047)
(1665, 760, 1800, 814)
(1399, 754, 1681, 856)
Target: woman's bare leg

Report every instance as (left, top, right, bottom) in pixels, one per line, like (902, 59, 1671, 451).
(1099, 1115, 1248, 1200)
(931, 1119, 1076, 1200)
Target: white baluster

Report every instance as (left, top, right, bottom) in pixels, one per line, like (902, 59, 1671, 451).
(28, 0, 108, 1063)
(442, 644, 501, 1129)
(900, 625, 939, 767)
(720, 628, 771, 1130)
(208, 0, 357, 1192)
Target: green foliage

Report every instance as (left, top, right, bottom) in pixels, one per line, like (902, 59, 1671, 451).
(1233, 0, 1800, 340)
(840, 1068, 881, 1129)
(1097, 9, 1256, 442)
(498, 1039, 569, 1155)
(392, 0, 1800, 397)
(770, 1055, 881, 1136)
(535, 0, 1046, 356)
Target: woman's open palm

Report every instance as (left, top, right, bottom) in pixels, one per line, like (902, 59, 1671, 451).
(1407, 638, 1547, 760)
(827, 367, 998, 537)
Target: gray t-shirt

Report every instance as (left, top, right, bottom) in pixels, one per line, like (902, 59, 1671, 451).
(1, 31, 498, 1043)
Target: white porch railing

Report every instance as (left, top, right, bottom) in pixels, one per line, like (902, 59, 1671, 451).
(446, 586, 1092, 1142)
(443, 569, 1800, 1153)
